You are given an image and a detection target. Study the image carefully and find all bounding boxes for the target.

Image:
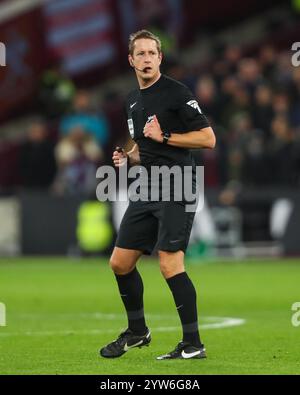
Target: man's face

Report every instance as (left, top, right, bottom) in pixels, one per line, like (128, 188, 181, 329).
(28, 123, 47, 142)
(129, 38, 162, 81)
(74, 92, 90, 111)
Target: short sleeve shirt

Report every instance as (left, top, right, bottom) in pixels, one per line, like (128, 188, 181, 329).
(125, 74, 210, 170)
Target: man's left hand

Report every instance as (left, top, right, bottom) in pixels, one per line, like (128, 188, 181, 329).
(143, 115, 163, 143)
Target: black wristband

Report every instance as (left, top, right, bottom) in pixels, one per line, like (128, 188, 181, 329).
(162, 131, 171, 145)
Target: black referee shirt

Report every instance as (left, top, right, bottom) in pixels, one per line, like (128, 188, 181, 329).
(125, 74, 210, 171)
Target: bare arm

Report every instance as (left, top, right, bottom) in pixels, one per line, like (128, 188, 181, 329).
(143, 116, 216, 149)
(127, 143, 140, 166)
(167, 127, 216, 149)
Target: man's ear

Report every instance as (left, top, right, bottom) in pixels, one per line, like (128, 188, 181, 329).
(158, 52, 163, 65)
(128, 55, 134, 67)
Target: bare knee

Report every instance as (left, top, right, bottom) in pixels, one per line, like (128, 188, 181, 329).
(109, 257, 133, 275)
(158, 250, 185, 279)
(109, 247, 141, 275)
(160, 261, 177, 279)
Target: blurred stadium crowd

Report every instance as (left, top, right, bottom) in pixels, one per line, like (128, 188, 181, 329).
(166, 44, 300, 190)
(1, 0, 300, 256)
(1, 42, 299, 196)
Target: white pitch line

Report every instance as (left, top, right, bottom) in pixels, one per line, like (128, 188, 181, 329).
(1, 313, 244, 323)
(0, 316, 245, 337)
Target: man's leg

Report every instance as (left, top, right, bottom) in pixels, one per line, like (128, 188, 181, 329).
(109, 247, 147, 334)
(100, 201, 158, 358)
(158, 250, 203, 348)
(100, 247, 151, 358)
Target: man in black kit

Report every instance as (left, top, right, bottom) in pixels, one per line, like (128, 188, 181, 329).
(100, 30, 216, 360)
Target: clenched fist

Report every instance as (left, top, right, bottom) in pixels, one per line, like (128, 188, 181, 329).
(143, 115, 163, 143)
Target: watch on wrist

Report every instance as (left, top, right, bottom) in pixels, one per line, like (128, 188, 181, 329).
(162, 131, 171, 145)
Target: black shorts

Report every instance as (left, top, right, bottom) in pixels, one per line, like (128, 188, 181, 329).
(115, 200, 196, 255)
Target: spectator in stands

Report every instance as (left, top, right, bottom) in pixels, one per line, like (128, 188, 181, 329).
(267, 116, 296, 186)
(19, 119, 57, 190)
(237, 58, 262, 95)
(252, 84, 273, 140)
(223, 44, 242, 75)
(54, 125, 102, 196)
(60, 90, 109, 148)
(274, 51, 293, 86)
(195, 74, 220, 122)
(101, 90, 128, 155)
(226, 112, 266, 185)
(290, 68, 300, 128)
(291, 67, 300, 102)
(259, 45, 277, 83)
(221, 83, 251, 128)
(163, 57, 196, 90)
(241, 128, 267, 187)
(272, 91, 290, 119)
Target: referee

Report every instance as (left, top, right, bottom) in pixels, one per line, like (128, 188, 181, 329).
(100, 30, 216, 360)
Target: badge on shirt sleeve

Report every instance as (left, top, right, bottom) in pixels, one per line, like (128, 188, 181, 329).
(187, 100, 202, 114)
(127, 118, 134, 138)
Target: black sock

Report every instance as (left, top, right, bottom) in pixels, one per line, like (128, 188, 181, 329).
(166, 272, 202, 348)
(115, 267, 147, 335)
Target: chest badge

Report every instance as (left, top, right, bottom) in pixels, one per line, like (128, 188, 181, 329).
(127, 118, 134, 138)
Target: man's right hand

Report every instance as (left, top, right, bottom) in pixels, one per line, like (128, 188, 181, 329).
(112, 147, 128, 167)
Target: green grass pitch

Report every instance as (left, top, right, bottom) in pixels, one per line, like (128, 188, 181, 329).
(0, 257, 299, 375)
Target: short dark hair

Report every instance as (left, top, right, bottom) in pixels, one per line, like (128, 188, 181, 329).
(128, 30, 161, 56)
